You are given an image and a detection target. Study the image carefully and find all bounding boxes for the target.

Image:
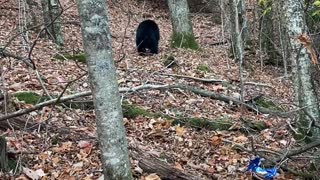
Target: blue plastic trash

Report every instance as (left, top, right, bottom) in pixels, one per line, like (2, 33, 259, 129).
(246, 157, 278, 179)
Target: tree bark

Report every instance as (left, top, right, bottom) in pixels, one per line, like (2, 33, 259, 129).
(228, 0, 247, 62)
(76, 0, 132, 179)
(0, 136, 8, 172)
(258, 1, 280, 65)
(167, 0, 199, 49)
(273, 0, 289, 76)
(50, 0, 64, 46)
(283, 0, 320, 140)
(41, 0, 64, 45)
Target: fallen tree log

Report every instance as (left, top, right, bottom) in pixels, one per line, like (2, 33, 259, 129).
(0, 114, 41, 130)
(138, 157, 203, 180)
(0, 83, 289, 122)
(0, 92, 43, 130)
(131, 151, 215, 180)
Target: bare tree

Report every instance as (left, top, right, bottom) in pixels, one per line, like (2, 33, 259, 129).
(76, 0, 133, 179)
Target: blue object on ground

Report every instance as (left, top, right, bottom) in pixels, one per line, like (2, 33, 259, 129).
(246, 157, 278, 179)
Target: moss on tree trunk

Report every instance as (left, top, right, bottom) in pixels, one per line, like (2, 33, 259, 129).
(170, 32, 199, 50)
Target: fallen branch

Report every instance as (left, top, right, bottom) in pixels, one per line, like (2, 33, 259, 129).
(275, 140, 320, 161)
(0, 91, 91, 121)
(157, 73, 227, 83)
(0, 49, 33, 68)
(0, 114, 41, 130)
(243, 81, 273, 88)
(157, 73, 272, 88)
(0, 84, 288, 121)
(131, 150, 207, 180)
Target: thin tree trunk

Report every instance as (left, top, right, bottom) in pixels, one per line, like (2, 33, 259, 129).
(228, 0, 247, 62)
(258, 1, 279, 66)
(50, 0, 63, 46)
(273, 0, 289, 76)
(41, 0, 64, 46)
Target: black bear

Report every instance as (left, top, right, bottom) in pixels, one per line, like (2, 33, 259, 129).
(136, 20, 160, 55)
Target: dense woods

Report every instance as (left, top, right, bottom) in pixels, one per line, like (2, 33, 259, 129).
(1, 0, 320, 179)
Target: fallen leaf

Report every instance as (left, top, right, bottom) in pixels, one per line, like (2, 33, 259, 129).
(83, 176, 92, 180)
(72, 162, 84, 171)
(82, 82, 89, 87)
(78, 140, 93, 158)
(174, 162, 183, 171)
(145, 173, 161, 180)
(118, 78, 126, 83)
(279, 139, 287, 146)
(52, 157, 60, 166)
(52, 141, 73, 152)
(210, 136, 222, 146)
(35, 169, 46, 177)
(23, 167, 40, 180)
(77, 140, 92, 148)
(175, 126, 186, 136)
(58, 172, 76, 180)
(56, 76, 66, 83)
(38, 153, 49, 161)
(212, 85, 225, 92)
(10, 83, 23, 90)
(97, 175, 104, 180)
(234, 135, 248, 143)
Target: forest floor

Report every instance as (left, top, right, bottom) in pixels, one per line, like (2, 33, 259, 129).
(0, 0, 303, 179)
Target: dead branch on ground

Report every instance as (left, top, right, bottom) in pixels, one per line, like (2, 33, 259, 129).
(0, 83, 289, 121)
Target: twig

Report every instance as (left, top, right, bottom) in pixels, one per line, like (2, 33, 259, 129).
(243, 81, 273, 88)
(35, 70, 52, 99)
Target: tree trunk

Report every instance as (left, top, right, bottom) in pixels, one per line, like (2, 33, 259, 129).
(258, 0, 280, 66)
(228, 0, 247, 62)
(220, 0, 231, 42)
(272, 0, 290, 76)
(0, 136, 8, 172)
(209, 0, 222, 24)
(168, 0, 199, 49)
(187, 0, 222, 24)
(26, 0, 41, 32)
(76, 0, 133, 179)
(41, 0, 50, 33)
(50, 0, 63, 46)
(283, 0, 320, 140)
(41, 0, 64, 46)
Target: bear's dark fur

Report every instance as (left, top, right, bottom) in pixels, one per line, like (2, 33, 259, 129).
(136, 20, 160, 55)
